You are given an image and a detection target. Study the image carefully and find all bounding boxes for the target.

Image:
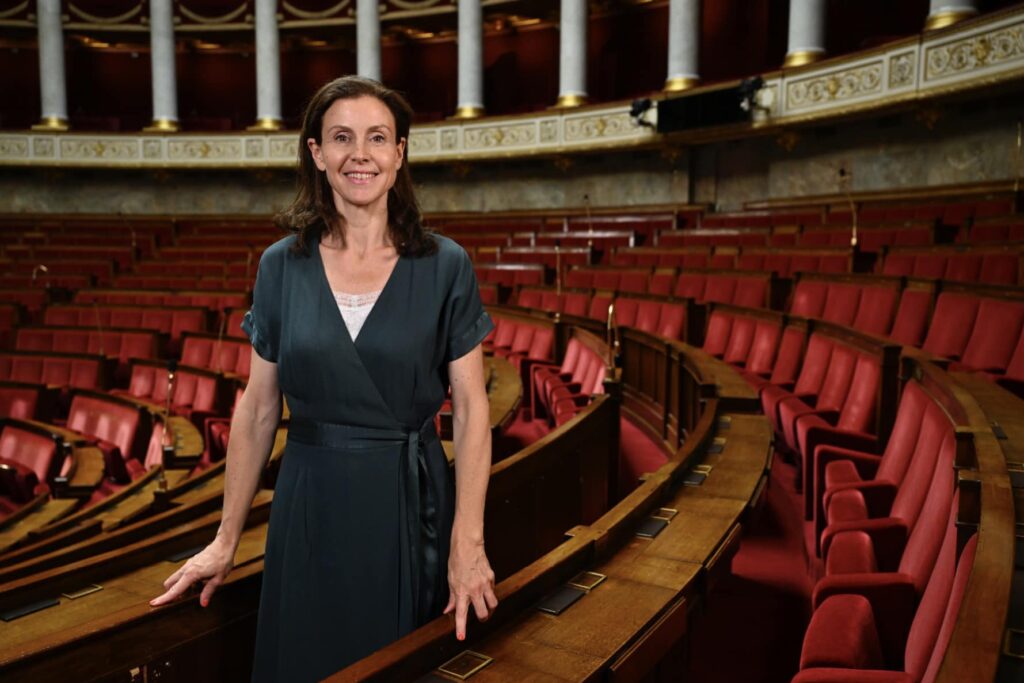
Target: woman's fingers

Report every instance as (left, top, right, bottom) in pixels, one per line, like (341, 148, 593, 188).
(442, 592, 456, 615)
(150, 571, 198, 607)
(199, 576, 222, 607)
(162, 567, 184, 591)
(483, 585, 499, 611)
(470, 592, 489, 622)
(454, 592, 470, 641)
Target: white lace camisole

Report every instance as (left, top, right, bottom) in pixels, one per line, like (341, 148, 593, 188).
(333, 289, 382, 341)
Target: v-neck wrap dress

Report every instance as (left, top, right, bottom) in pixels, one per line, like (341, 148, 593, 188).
(242, 232, 494, 682)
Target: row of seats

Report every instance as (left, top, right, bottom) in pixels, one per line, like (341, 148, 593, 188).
(111, 361, 229, 430)
(485, 317, 555, 372)
(65, 391, 153, 487)
(0, 381, 57, 421)
(3, 245, 136, 269)
(73, 289, 249, 312)
(181, 334, 253, 379)
(515, 290, 689, 341)
(789, 278, 902, 337)
(795, 379, 970, 682)
(43, 304, 210, 354)
(611, 247, 852, 278)
(0, 351, 107, 393)
(528, 335, 609, 427)
(879, 247, 1020, 285)
(113, 276, 253, 291)
(15, 327, 159, 381)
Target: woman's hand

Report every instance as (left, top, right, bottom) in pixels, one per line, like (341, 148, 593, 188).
(150, 537, 235, 608)
(444, 535, 498, 641)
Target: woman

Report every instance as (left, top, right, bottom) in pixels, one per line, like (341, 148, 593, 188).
(151, 76, 499, 681)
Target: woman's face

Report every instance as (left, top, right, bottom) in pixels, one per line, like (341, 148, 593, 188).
(307, 95, 406, 215)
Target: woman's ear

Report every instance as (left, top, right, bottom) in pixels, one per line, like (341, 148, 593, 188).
(307, 138, 326, 171)
(396, 137, 406, 170)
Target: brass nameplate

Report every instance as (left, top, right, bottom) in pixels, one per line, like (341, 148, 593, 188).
(693, 464, 713, 474)
(653, 507, 678, 521)
(437, 650, 493, 679)
(61, 584, 103, 600)
(568, 571, 607, 592)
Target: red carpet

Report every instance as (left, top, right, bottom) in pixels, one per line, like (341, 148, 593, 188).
(684, 459, 813, 683)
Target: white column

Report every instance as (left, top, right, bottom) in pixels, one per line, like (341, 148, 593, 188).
(33, 0, 68, 130)
(146, 0, 178, 131)
(556, 0, 587, 108)
(250, 0, 282, 130)
(925, 0, 978, 30)
(356, 0, 381, 82)
(665, 0, 700, 92)
(783, 0, 826, 68)
(455, 0, 484, 118)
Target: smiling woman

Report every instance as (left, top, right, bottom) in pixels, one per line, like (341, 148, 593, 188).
(150, 76, 499, 683)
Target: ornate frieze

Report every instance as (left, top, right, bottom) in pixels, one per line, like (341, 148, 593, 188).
(2, 4, 1023, 169)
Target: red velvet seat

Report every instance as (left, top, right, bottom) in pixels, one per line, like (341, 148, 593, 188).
(516, 288, 543, 309)
(733, 276, 768, 308)
(811, 381, 931, 543)
(921, 293, 980, 360)
(648, 269, 675, 296)
(776, 345, 858, 452)
(761, 333, 833, 428)
(821, 284, 862, 326)
(722, 315, 756, 367)
(978, 253, 1018, 285)
(674, 272, 707, 300)
(613, 298, 640, 327)
(67, 392, 150, 484)
(702, 310, 734, 358)
(852, 286, 899, 337)
(703, 274, 737, 304)
(952, 298, 1024, 373)
(796, 521, 977, 683)
(790, 280, 829, 319)
(742, 320, 783, 380)
(0, 382, 44, 420)
(656, 303, 686, 340)
(0, 423, 61, 487)
(888, 289, 933, 348)
(942, 253, 981, 283)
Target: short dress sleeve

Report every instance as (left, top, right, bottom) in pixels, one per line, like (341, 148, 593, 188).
(241, 244, 283, 363)
(444, 245, 494, 363)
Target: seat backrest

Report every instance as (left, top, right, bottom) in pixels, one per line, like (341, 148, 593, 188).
(68, 394, 142, 461)
(587, 294, 613, 321)
(657, 303, 686, 340)
(674, 272, 706, 300)
(821, 284, 862, 326)
(958, 298, 1024, 372)
(815, 344, 859, 413)
(0, 424, 58, 483)
(918, 533, 978, 683)
(789, 280, 828, 318)
(614, 298, 640, 328)
(703, 275, 737, 304)
(525, 327, 554, 361)
(539, 290, 562, 313)
(978, 253, 1018, 286)
(882, 253, 915, 277)
(634, 300, 661, 334)
(792, 333, 834, 396)
(722, 316, 757, 366)
(562, 292, 589, 317)
(618, 271, 648, 294)
(898, 432, 955, 595)
(875, 381, 929, 485)
(648, 271, 675, 296)
(591, 270, 620, 290)
(890, 289, 933, 348)
(889, 401, 949, 531)
(492, 317, 516, 348)
(0, 385, 40, 420)
(913, 253, 948, 279)
(560, 338, 584, 375)
(922, 293, 981, 359)
(703, 310, 733, 357)
(732, 277, 768, 308)
(852, 286, 899, 336)
(181, 336, 213, 367)
(745, 320, 782, 377)
(943, 253, 982, 283)
(516, 289, 542, 308)
(836, 354, 880, 433)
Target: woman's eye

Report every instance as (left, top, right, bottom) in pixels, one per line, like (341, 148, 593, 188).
(334, 134, 350, 143)
(370, 134, 386, 144)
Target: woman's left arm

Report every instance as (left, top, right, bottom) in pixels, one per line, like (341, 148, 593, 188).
(445, 343, 499, 641)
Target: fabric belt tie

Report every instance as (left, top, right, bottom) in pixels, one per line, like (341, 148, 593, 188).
(287, 415, 440, 633)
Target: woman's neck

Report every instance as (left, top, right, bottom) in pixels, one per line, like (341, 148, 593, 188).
(327, 201, 391, 256)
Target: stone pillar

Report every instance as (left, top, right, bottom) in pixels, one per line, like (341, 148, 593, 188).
(356, 0, 381, 82)
(665, 0, 700, 92)
(556, 0, 587, 108)
(454, 0, 484, 118)
(783, 0, 826, 68)
(33, 0, 68, 130)
(146, 0, 179, 131)
(925, 0, 978, 30)
(250, 0, 282, 131)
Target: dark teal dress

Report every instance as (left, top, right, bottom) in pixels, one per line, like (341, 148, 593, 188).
(242, 232, 493, 682)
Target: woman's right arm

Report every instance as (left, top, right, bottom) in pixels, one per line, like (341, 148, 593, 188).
(150, 352, 282, 608)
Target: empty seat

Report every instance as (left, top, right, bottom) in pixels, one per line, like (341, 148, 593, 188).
(821, 284, 862, 326)
(790, 280, 829, 319)
(953, 298, 1024, 373)
(921, 293, 980, 360)
(852, 286, 899, 337)
(889, 289, 933, 348)
(67, 392, 151, 484)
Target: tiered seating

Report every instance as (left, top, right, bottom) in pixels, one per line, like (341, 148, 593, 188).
(474, 263, 545, 289)
(673, 269, 774, 308)
(734, 247, 853, 277)
(73, 289, 249, 312)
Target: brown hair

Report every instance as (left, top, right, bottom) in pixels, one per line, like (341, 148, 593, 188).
(277, 75, 436, 257)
